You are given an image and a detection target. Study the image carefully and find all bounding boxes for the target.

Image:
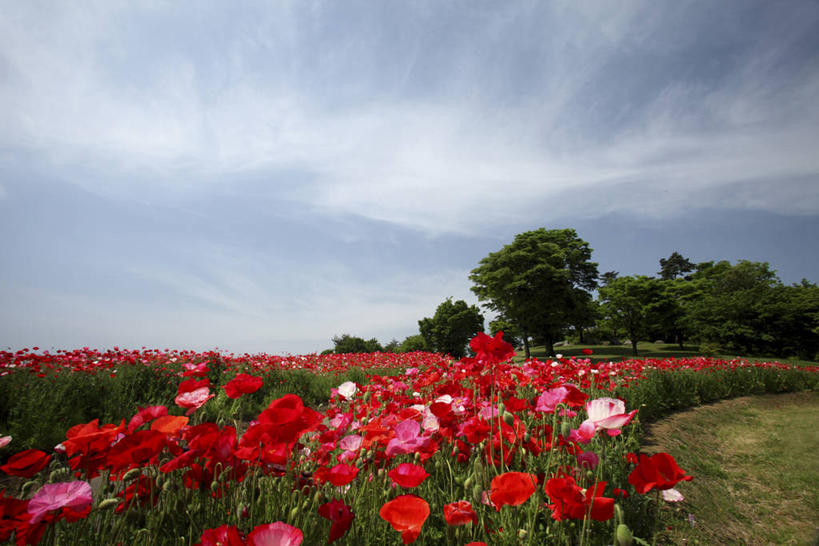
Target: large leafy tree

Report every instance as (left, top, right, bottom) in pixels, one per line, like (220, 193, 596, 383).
(332, 334, 383, 354)
(688, 261, 818, 358)
(418, 298, 484, 358)
(598, 275, 666, 356)
(470, 228, 598, 358)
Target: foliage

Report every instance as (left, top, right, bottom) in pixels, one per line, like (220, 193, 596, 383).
(418, 298, 484, 358)
(658, 252, 695, 280)
(397, 334, 428, 353)
(598, 276, 665, 355)
(332, 334, 384, 354)
(470, 228, 598, 357)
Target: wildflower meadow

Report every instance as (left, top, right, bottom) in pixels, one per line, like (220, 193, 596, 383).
(1, 334, 817, 545)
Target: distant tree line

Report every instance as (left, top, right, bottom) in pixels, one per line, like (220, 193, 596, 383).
(328, 229, 818, 361)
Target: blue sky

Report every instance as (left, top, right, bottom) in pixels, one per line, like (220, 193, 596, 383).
(1, 1, 818, 354)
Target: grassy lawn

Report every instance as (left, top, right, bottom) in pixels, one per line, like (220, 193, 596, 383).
(515, 341, 818, 367)
(640, 391, 819, 545)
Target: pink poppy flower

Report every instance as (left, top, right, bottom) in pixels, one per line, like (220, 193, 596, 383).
(385, 420, 429, 457)
(583, 397, 638, 436)
(0, 436, 10, 449)
(175, 379, 215, 416)
(535, 387, 568, 413)
(28, 481, 92, 523)
(246, 522, 303, 546)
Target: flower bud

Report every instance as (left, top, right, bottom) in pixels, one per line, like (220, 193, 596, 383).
(502, 411, 515, 426)
(472, 483, 483, 504)
(615, 524, 633, 546)
(98, 498, 121, 510)
(122, 468, 142, 482)
(560, 421, 571, 437)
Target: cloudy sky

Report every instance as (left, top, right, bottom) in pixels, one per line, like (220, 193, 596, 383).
(1, 1, 818, 354)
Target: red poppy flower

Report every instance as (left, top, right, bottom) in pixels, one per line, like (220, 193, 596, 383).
(470, 332, 515, 364)
(127, 405, 168, 433)
(388, 463, 429, 488)
(224, 374, 264, 399)
(544, 476, 614, 521)
(150, 415, 189, 437)
(628, 453, 692, 494)
(489, 472, 537, 510)
(582, 348, 594, 355)
(318, 498, 355, 543)
(379, 495, 430, 544)
(443, 500, 477, 526)
(106, 430, 167, 471)
(326, 463, 359, 487)
(0, 449, 50, 478)
(197, 524, 244, 546)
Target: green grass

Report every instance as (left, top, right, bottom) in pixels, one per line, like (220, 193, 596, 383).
(641, 391, 819, 545)
(516, 341, 818, 367)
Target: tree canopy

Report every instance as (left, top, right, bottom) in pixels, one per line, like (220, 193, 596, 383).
(469, 228, 598, 357)
(418, 298, 484, 358)
(418, 298, 483, 358)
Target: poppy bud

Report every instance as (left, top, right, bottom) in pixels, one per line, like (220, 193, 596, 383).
(236, 502, 247, 519)
(472, 483, 483, 504)
(464, 477, 473, 490)
(123, 468, 142, 482)
(518, 529, 528, 540)
(473, 456, 483, 476)
(162, 479, 173, 492)
(210, 480, 220, 493)
(98, 498, 121, 510)
(21, 481, 38, 497)
(289, 506, 300, 521)
(615, 524, 633, 546)
(502, 411, 515, 426)
(48, 468, 68, 482)
(523, 432, 531, 443)
(497, 402, 505, 414)
(560, 421, 571, 437)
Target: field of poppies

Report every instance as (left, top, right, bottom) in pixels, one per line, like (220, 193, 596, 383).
(1, 334, 817, 545)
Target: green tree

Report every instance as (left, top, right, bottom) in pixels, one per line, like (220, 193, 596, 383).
(331, 334, 383, 354)
(599, 275, 666, 356)
(470, 228, 598, 358)
(418, 298, 484, 358)
(398, 334, 428, 353)
(688, 261, 818, 358)
(659, 252, 695, 280)
(489, 316, 522, 348)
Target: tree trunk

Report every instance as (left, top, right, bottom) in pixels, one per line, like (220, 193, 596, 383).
(576, 325, 584, 344)
(631, 338, 638, 356)
(544, 332, 555, 357)
(522, 330, 530, 360)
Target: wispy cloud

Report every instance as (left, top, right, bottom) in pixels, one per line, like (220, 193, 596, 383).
(2, 1, 817, 235)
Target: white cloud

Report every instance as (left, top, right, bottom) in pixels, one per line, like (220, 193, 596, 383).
(1, 1, 817, 236)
